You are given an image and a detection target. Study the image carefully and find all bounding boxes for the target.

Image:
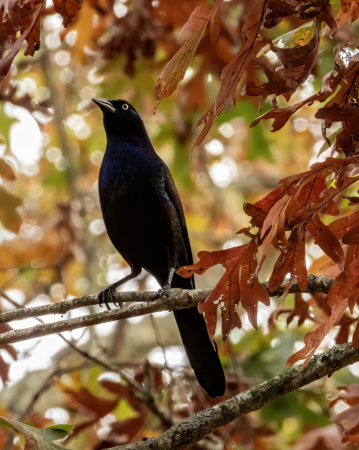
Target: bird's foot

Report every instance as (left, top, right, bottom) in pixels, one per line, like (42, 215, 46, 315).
(148, 284, 171, 303)
(98, 286, 122, 310)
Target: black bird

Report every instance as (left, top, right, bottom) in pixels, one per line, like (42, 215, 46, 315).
(92, 97, 226, 399)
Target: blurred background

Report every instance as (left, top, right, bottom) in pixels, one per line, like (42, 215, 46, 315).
(0, 0, 358, 448)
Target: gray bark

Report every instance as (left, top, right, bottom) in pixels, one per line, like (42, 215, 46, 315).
(106, 343, 359, 450)
(0, 275, 335, 346)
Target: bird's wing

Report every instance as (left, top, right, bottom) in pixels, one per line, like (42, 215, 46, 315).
(161, 160, 194, 267)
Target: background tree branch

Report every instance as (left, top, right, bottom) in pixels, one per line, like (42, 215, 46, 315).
(105, 343, 359, 450)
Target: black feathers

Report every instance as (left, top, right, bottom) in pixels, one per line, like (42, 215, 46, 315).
(93, 97, 226, 399)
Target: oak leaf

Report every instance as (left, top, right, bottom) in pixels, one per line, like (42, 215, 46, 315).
(153, 0, 223, 111)
(286, 300, 348, 369)
(53, 0, 80, 27)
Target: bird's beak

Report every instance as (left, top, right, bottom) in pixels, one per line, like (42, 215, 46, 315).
(92, 97, 116, 114)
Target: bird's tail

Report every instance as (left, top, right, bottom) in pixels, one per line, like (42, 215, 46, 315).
(172, 273, 226, 399)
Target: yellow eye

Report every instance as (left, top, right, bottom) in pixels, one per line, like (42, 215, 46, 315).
(122, 104, 129, 110)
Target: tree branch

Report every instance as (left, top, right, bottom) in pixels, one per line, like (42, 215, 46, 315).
(0, 275, 335, 346)
(104, 343, 359, 450)
(0, 274, 334, 324)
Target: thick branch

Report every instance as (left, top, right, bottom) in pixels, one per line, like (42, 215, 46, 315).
(105, 343, 359, 450)
(0, 275, 334, 346)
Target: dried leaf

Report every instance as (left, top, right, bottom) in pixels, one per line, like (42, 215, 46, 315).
(287, 293, 311, 326)
(331, 403, 359, 438)
(331, 383, 359, 407)
(335, 313, 356, 344)
(0, 323, 17, 384)
(153, 1, 223, 111)
(294, 426, 342, 450)
(239, 240, 270, 329)
(258, 190, 293, 272)
(251, 39, 359, 131)
(337, 0, 359, 26)
(193, 0, 267, 146)
(53, 0, 81, 27)
(0, 3, 43, 81)
(244, 20, 321, 110)
(177, 244, 249, 279)
(343, 226, 359, 244)
(0, 158, 16, 181)
(197, 246, 247, 342)
(326, 256, 359, 306)
(0, 186, 23, 233)
(329, 208, 359, 239)
(286, 300, 348, 369)
(308, 214, 345, 270)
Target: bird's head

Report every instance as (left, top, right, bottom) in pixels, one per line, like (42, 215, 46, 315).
(92, 98, 145, 139)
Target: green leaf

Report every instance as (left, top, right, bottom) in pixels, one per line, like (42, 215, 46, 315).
(0, 417, 73, 450)
(257, 21, 315, 57)
(329, 0, 341, 16)
(261, 391, 330, 429)
(47, 424, 74, 434)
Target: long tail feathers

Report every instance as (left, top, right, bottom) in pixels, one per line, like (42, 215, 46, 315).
(173, 307, 226, 398)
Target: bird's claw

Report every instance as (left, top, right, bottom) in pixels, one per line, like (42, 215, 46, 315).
(98, 286, 122, 310)
(148, 284, 171, 303)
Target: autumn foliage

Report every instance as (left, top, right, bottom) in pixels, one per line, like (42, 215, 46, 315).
(2, 0, 359, 447)
(158, 0, 359, 369)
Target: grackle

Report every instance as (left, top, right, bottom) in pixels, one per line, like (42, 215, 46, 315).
(92, 97, 226, 399)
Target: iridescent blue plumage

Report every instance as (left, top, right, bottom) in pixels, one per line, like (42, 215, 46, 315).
(93, 97, 225, 399)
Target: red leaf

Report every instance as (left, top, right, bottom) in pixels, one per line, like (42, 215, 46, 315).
(331, 403, 359, 438)
(239, 241, 270, 329)
(243, 202, 267, 228)
(153, 1, 223, 111)
(177, 245, 249, 279)
(53, 0, 81, 27)
(308, 215, 345, 271)
(286, 300, 348, 369)
(193, 0, 267, 145)
(343, 227, 359, 245)
(259, 191, 293, 272)
(198, 247, 247, 342)
(254, 185, 288, 212)
(269, 238, 307, 293)
(287, 293, 311, 327)
(0, 3, 42, 81)
(294, 426, 342, 450)
(329, 209, 359, 240)
(353, 321, 359, 348)
(327, 257, 359, 306)
(331, 384, 359, 407)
